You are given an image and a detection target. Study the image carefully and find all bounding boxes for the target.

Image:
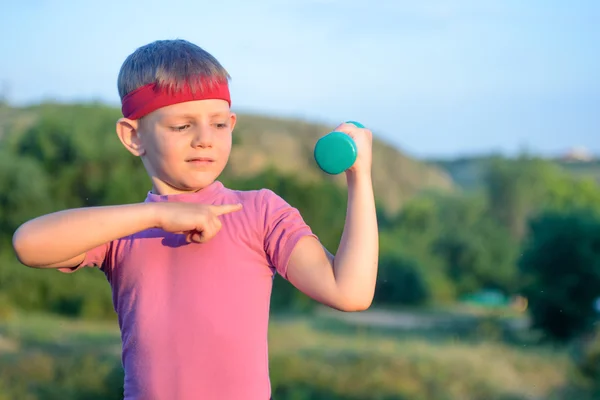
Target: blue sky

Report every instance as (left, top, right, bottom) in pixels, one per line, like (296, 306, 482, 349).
(1, 0, 598, 158)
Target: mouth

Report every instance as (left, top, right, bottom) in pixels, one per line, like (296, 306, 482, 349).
(186, 157, 215, 165)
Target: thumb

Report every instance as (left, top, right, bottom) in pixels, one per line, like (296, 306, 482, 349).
(211, 203, 243, 216)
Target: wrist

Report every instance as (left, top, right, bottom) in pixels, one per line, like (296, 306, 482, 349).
(345, 169, 372, 186)
(145, 202, 164, 229)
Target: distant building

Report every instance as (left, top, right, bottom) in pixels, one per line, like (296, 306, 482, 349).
(561, 146, 596, 162)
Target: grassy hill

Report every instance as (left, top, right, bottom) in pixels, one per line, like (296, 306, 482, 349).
(430, 155, 600, 191)
(0, 103, 455, 214)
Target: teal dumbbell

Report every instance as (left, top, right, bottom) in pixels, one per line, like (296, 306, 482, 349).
(314, 121, 364, 175)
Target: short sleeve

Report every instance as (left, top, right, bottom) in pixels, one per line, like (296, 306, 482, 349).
(261, 189, 318, 279)
(57, 242, 110, 274)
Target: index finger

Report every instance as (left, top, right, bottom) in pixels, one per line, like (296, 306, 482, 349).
(211, 203, 243, 216)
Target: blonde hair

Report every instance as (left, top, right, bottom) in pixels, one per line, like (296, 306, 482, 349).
(117, 39, 230, 100)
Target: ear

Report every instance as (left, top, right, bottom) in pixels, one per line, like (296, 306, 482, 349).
(116, 118, 145, 156)
(229, 112, 237, 131)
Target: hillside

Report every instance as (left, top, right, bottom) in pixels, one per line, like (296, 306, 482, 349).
(431, 155, 600, 191)
(225, 114, 455, 213)
(0, 103, 455, 214)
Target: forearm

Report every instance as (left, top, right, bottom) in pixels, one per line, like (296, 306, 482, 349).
(333, 171, 379, 309)
(13, 203, 158, 268)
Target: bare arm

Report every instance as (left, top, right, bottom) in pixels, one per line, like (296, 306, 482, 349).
(12, 201, 243, 269)
(286, 122, 379, 312)
(12, 203, 158, 269)
(287, 171, 379, 312)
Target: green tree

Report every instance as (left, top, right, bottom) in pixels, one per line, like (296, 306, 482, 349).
(432, 193, 518, 295)
(0, 151, 53, 245)
(8, 103, 149, 209)
(374, 252, 429, 306)
(381, 197, 456, 304)
(483, 156, 556, 239)
(519, 210, 600, 342)
(545, 173, 600, 214)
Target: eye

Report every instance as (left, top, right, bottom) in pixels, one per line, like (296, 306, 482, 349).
(215, 123, 228, 129)
(171, 124, 190, 132)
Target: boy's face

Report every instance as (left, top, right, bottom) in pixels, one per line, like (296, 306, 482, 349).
(124, 99, 236, 195)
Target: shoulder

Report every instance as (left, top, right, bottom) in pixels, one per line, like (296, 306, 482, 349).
(219, 186, 288, 213)
(218, 186, 303, 229)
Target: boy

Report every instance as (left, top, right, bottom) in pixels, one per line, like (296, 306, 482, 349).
(12, 39, 379, 400)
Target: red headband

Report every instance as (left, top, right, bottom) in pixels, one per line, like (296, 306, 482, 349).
(121, 78, 231, 120)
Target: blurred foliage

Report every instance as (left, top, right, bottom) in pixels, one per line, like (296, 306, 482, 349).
(1, 102, 600, 398)
(374, 252, 429, 306)
(519, 210, 600, 341)
(1, 102, 599, 322)
(433, 155, 600, 193)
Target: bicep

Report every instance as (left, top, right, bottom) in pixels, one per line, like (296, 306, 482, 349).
(286, 236, 342, 310)
(43, 253, 86, 269)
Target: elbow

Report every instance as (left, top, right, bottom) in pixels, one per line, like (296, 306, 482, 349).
(12, 228, 24, 262)
(342, 302, 372, 313)
(331, 285, 375, 312)
(12, 226, 34, 267)
(334, 296, 374, 313)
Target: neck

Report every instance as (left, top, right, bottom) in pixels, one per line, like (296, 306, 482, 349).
(150, 178, 217, 196)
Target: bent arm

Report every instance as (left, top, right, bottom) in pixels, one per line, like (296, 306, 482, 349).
(287, 171, 379, 311)
(12, 203, 158, 269)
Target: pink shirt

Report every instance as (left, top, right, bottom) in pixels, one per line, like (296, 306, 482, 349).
(60, 181, 316, 399)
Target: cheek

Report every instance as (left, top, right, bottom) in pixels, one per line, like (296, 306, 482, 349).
(217, 132, 233, 153)
(153, 135, 185, 159)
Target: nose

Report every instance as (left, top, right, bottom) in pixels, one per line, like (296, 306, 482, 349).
(190, 126, 212, 148)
